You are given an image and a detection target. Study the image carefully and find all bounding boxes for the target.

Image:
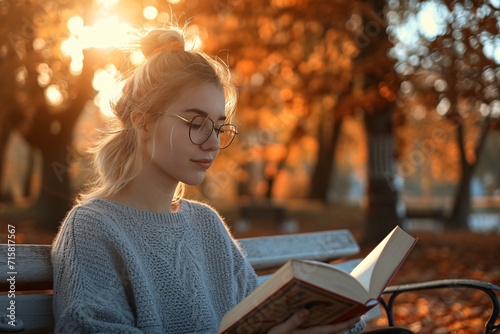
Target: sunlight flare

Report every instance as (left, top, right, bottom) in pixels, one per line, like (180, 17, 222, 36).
(61, 15, 136, 114)
(60, 7, 202, 117)
(97, 0, 119, 8)
(78, 16, 135, 49)
(62, 16, 135, 57)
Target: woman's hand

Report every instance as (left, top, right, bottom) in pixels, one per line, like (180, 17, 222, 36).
(267, 309, 360, 334)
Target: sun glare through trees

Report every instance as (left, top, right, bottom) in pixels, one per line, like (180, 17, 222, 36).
(58, 1, 204, 116)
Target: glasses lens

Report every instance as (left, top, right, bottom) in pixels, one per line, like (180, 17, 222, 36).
(218, 124, 238, 149)
(188, 115, 238, 149)
(189, 116, 214, 145)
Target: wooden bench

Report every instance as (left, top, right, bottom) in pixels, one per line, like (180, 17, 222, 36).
(1, 229, 499, 333)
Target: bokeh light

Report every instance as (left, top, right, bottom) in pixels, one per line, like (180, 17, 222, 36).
(45, 85, 64, 106)
(143, 6, 158, 20)
(67, 16, 84, 35)
(92, 64, 121, 118)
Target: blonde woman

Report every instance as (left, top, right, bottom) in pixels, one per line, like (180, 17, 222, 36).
(51, 26, 379, 334)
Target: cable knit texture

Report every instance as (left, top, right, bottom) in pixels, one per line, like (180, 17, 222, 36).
(51, 198, 258, 334)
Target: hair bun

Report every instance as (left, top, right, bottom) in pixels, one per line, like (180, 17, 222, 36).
(140, 28, 185, 59)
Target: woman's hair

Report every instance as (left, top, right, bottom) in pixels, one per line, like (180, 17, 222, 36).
(78, 26, 238, 204)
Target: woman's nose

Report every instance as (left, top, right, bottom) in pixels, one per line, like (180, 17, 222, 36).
(200, 129, 220, 151)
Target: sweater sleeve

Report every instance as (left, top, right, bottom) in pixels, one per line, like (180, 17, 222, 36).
(231, 239, 258, 301)
(51, 208, 145, 334)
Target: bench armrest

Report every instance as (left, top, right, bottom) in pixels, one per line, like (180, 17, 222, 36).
(380, 279, 500, 334)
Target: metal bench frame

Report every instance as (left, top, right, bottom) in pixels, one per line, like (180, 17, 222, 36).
(380, 279, 500, 333)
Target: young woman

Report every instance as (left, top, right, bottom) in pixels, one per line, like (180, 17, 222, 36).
(51, 27, 404, 334)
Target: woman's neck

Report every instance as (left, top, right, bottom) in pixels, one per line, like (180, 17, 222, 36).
(108, 175, 179, 213)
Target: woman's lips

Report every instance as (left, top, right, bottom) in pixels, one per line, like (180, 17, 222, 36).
(192, 159, 213, 169)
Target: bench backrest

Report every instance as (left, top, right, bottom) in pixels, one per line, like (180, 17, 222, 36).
(0, 229, 360, 333)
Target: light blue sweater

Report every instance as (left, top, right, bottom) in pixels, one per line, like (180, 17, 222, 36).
(52, 199, 258, 333)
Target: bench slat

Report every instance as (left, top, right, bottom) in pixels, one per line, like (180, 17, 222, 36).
(1, 230, 360, 289)
(0, 245, 52, 291)
(0, 294, 53, 334)
(239, 229, 360, 270)
(256, 258, 363, 286)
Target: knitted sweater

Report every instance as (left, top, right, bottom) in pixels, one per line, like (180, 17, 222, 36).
(51, 198, 258, 334)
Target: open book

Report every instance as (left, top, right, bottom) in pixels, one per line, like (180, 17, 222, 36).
(219, 226, 417, 333)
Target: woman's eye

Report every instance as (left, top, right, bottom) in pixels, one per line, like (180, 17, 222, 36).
(190, 119, 206, 129)
(191, 123, 203, 129)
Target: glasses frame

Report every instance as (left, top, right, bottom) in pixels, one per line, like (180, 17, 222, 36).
(167, 113, 238, 149)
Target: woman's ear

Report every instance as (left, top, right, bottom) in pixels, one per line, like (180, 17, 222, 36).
(131, 111, 150, 139)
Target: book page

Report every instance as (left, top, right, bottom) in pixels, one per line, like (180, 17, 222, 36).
(349, 228, 396, 290)
(350, 226, 416, 298)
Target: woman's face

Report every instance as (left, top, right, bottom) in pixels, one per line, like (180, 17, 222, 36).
(141, 82, 227, 187)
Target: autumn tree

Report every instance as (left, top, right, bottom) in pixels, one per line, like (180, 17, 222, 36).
(192, 0, 358, 200)
(346, 0, 403, 243)
(388, 0, 500, 229)
(0, 0, 155, 230)
(0, 0, 99, 230)
(192, 0, 403, 242)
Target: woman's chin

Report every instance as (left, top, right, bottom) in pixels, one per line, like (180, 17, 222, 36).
(183, 176, 206, 187)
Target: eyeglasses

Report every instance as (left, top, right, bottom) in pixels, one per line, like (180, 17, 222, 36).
(167, 113, 238, 149)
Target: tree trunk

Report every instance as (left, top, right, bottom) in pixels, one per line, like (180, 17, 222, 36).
(347, 0, 402, 244)
(362, 108, 401, 244)
(266, 121, 307, 199)
(447, 114, 491, 229)
(0, 115, 11, 202)
(448, 164, 473, 229)
(0, 108, 24, 202)
(23, 107, 74, 231)
(309, 114, 343, 202)
(23, 49, 97, 232)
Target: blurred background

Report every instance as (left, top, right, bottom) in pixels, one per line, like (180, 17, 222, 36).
(0, 0, 499, 245)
